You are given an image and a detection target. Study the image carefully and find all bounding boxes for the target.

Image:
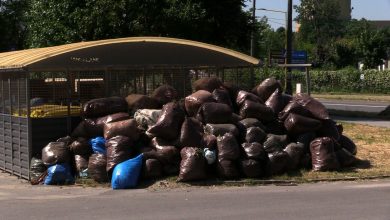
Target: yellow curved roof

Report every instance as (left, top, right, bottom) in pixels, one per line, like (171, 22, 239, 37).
(0, 37, 259, 70)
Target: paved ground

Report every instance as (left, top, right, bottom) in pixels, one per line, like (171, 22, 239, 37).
(318, 98, 389, 113)
(1, 172, 389, 220)
(333, 116, 390, 128)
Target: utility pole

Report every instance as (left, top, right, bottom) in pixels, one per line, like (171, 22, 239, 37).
(250, 0, 256, 57)
(285, 0, 293, 95)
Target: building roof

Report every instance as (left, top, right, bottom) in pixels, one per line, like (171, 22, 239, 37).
(0, 37, 259, 72)
(370, 20, 390, 29)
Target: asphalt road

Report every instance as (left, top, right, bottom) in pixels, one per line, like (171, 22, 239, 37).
(1, 172, 389, 220)
(317, 98, 389, 113)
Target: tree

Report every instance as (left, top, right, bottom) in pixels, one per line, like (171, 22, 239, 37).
(25, 0, 253, 53)
(294, 0, 344, 66)
(0, 0, 27, 52)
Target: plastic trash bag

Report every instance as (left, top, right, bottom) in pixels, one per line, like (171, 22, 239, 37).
(265, 88, 286, 115)
(196, 102, 233, 124)
(336, 148, 357, 167)
(178, 147, 207, 182)
(241, 142, 266, 160)
(56, 136, 74, 146)
(88, 153, 108, 183)
(252, 77, 282, 102)
(42, 142, 70, 166)
(284, 142, 305, 170)
(193, 77, 223, 93)
(236, 90, 263, 107)
(202, 134, 217, 150)
(266, 151, 289, 176)
(126, 94, 161, 112)
(89, 136, 106, 154)
(239, 100, 274, 122)
(142, 158, 163, 179)
(316, 119, 340, 141)
(238, 118, 266, 130)
(74, 154, 89, 173)
(82, 96, 128, 118)
(204, 123, 239, 137)
(134, 109, 162, 130)
(184, 90, 215, 116)
(338, 135, 357, 155)
(217, 159, 239, 179)
(106, 135, 133, 173)
(245, 127, 267, 144)
(30, 157, 46, 183)
(278, 101, 314, 122)
(310, 137, 340, 171)
(203, 148, 217, 164)
(293, 93, 330, 120)
(44, 163, 74, 185)
(111, 154, 143, 189)
(212, 88, 233, 107)
(217, 133, 240, 161)
(240, 159, 264, 178)
(104, 119, 140, 141)
(263, 134, 289, 153)
(284, 113, 322, 136)
(69, 137, 92, 156)
(152, 85, 178, 105)
(180, 117, 204, 148)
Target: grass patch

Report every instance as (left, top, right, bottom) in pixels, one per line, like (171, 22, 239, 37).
(312, 93, 390, 102)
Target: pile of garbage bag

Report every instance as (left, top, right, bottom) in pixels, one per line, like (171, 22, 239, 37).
(31, 79, 359, 188)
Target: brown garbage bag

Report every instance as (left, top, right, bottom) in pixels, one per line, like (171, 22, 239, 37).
(74, 154, 89, 172)
(147, 102, 185, 140)
(153, 145, 181, 166)
(69, 137, 92, 156)
(336, 148, 357, 167)
(239, 100, 275, 122)
(142, 158, 163, 179)
(245, 127, 267, 144)
(236, 90, 263, 107)
(282, 94, 293, 106)
(239, 118, 266, 130)
(163, 163, 180, 176)
(293, 93, 330, 120)
(42, 142, 70, 166)
(71, 120, 89, 138)
(104, 119, 140, 140)
(212, 88, 233, 107)
(266, 151, 289, 175)
(217, 133, 240, 161)
(284, 113, 322, 135)
(193, 77, 223, 92)
(196, 102, 233, 124)
(88, 153, 108, 183)
(252, 77, 282, 102)
(150, 137, 179, 149)
(296, 132, 317, 152)
(86, 112, 130, 136)
(222, 82, 240, 103)
(310, 137, 340, 171)
(152, 85, 178, 105)
(56, 136, 74, 146)
(284, 142, 305, 170)
(231, 113, 242, 124)
(83, 118, 103, 137)
(264, 120, 286, 135)
(263, 134, 289, 153)
(300, 153, 312, 169)
(316, 119, 340, 141)
(204, 124, 239, 138)
(278, 101, 314, 122)
(241, 142, 266, 160)
(338, 135, 357, 155)
(82, 96, 128, 118)
(184, 90, 215, 116)
(178, 147, 207, 182)
(105, 135, 133, 172)
(265, 88, 286, 115)
(180, 117, 204, 148)
(126, 94, 161, 111)
(203, 134, 217, 150)
(217, 159, 240, 179)
(241, 159, 264, 178)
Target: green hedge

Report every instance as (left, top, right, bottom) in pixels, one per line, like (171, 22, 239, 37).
(254, 68, 390, 94)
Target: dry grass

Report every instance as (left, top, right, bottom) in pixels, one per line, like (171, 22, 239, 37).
(312, 93, 390, 102)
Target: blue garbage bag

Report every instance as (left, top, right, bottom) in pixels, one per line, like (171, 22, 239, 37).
(90, 137, 106, 155)
(44, 163, 74, 185)
(111, 154, 143, 189)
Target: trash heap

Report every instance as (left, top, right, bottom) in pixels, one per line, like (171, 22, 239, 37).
(30, 78, 358, 189)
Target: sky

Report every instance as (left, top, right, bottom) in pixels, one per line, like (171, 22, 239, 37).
(246, 0, 390, 30)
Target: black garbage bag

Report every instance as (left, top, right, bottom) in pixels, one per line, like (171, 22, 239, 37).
(69, 137, 92, 156)
(147, 102, 185, 140)
(196, 102, 233, 124)
(264, 120, 287, 135)
(150, 137, 179, 149)
(296, 132, 317, 153)
(217, 159, 240, 179)
(152, 84, 178, 105)
(336, 123, 344, 136)
(142, 158, 163, 179)
(178, 147, 207, 182)
(153, 145, 181, 166)
(240, 159, 264, 178)
(104, 119, 141, 141)
(338, 135, 357, 155)
(56, 136, 74, 146)
(245, 127, 267, 144)
(316, 119, 340, 141)
(241, 142, 266, 160)
(204, 124, 239, 137)
(236, 90, 263, 107)
(336, 148, 357, 167)
(71, 120, 89, 138)
(180, 117, 204, 148)
(299, 152, 312, 169)
(30, 157, 46, 183)
(82, 97, 128, 118)
(284, 142, 305, 170)
(278, 101, 314, 122)
(184, 90, 215, 117)
(42, 142, 70, 166)
(310, 137, 340, 171)
(293, 93, 330, 120)
(203, 134, 217, 150)
(238, 118, 266, 130)
(163, 162, 180, 176)
(105, 135, 133, 173)
(252, 77, 282, 102)
(266, 151, 289, 176)
(265, 89, 286, 115)
(74, 154, 89, 173)
(222, 82, 240, 103)
(263, 134, 289, 153)
(88, 153, 108, 183)
(217, 133, 240, 161)
(83, 113, 131, 138)
(231, 113, 242, 124)
(239, 100, 275, 122)
(193, 77, 223, 92)
(126, 94, 161, 111)
(284, 113, 322, 136)
(212, 88, 233, 107)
